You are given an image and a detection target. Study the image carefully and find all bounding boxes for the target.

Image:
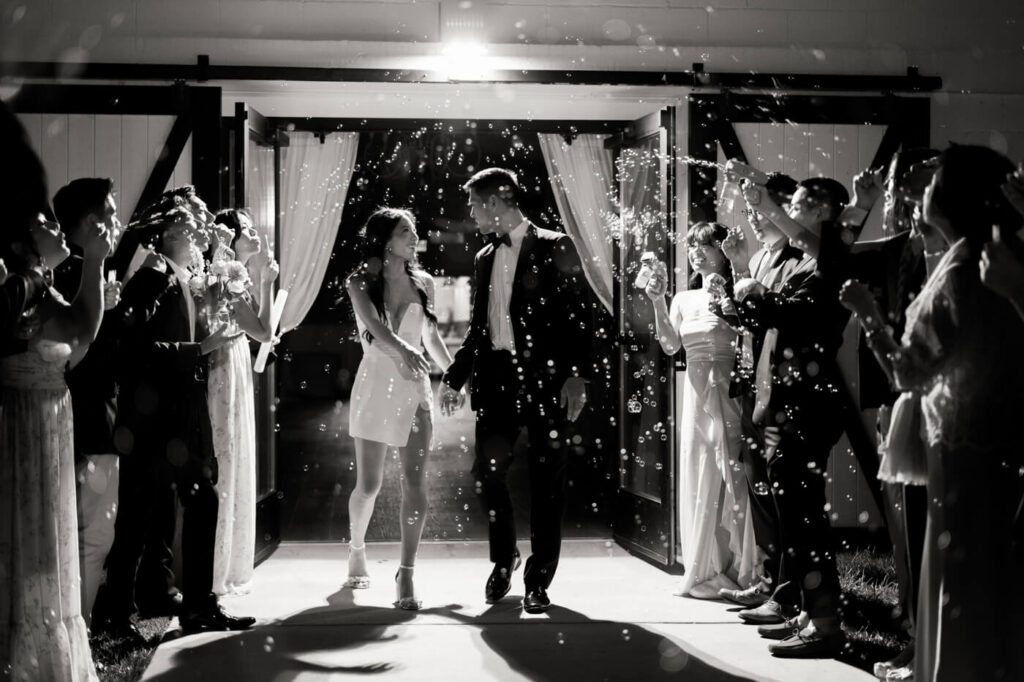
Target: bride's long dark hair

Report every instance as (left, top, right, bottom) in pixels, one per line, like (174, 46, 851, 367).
(347, 207, 437, 344)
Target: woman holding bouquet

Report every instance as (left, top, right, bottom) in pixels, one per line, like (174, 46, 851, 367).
(204, 209, 278, 596)
(643, 222, 760, 599)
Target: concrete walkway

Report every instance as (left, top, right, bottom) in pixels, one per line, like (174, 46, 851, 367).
(143, 542, 874, 681)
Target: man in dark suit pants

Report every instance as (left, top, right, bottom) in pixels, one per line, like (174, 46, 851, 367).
(729, 177, 852, 657)
(440, 168, 591, 614)
(97, 207, 253, 639)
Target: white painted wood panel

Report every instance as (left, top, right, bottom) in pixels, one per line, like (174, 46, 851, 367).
(15, 113, 188, 224)
(67, 115, 96, 180)
(120, 116, 150, 221)
(94, 115, 123, 214)
(39, 114, 69, 192)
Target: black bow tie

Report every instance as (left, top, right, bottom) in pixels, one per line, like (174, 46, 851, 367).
(490, 233, 512, 249)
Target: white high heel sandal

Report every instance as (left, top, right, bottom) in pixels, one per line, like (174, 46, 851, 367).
(394, 565, 422, 611)
(343, 543, 371, 589)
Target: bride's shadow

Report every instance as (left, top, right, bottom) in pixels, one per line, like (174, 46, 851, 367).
(147, 587, 446, 680)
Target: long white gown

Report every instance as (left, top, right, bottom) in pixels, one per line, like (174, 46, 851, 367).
(673, 288, 760, 595)
(210, 333, 257, 596)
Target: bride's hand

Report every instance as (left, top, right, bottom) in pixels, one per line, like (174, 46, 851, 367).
(396, 342, 430, 379)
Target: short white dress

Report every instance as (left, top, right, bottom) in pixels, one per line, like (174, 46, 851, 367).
(349, 302, 432, 447)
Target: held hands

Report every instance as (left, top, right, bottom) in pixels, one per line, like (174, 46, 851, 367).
(852, 167, 885, 210)
(643, 260, 669, 301)
(560, 376, 587, 422)
(439, 383, 466, 417)
(724, 159, 770, 186)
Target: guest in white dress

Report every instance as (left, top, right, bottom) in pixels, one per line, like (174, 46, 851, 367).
(643, 222, 760, 599)
(206, 209, 278, 596)
(343, 208, 454, 610)
(1, 207, 109, 681)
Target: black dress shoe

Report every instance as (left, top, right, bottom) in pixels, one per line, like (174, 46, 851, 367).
(523, 587, 551, 614)
(180, 604, 256, 633)
(485, 553, 521, 603)
(92, 617, 147, 646)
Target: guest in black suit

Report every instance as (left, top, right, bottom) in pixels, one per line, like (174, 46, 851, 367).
(97, 206, 254, 639)
(729, 177, 851, 658)
(51, 177, 124, 627)
(439, 168, 591, 614)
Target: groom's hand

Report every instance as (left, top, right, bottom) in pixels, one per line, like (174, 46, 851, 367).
(560, 377, 586, 422)
(439, 383, 465, 417)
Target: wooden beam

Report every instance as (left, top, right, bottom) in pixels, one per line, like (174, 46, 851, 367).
(130, 114, 193, 223)
(5, 61, 943, 92)
(270, 117, 630, 135)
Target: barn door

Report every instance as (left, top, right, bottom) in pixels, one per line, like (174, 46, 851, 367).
(231, 102, 284, 563)
(612, 107, 679, 566)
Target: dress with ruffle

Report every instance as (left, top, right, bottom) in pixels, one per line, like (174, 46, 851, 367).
(0, 338, 98, 681)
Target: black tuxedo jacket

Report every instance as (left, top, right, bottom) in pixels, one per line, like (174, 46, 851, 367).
(54, 247, 119, 460)
(442, 224, 592, 415)
(112, 266, 215, 478)
(734, 254, 849, 441)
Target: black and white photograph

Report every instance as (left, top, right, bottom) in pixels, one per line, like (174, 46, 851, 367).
(2, 1, 1023, 680)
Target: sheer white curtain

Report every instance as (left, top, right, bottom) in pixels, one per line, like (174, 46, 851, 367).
(278, 131, 359, 332)
(537, 133, 616, 312)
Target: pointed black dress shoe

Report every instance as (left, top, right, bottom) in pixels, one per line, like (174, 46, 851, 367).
(523, 587, 551, 614)
(485, 553, 521, 603)
(180, 603, 256, 633)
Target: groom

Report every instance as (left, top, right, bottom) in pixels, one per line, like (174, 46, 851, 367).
(440, 167, 591, 614)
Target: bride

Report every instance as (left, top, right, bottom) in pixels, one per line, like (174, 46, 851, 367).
(343, 207, 455, 609)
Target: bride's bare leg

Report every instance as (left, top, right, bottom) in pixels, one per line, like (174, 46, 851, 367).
(396, 406, 432, 601)
(347, 437, 389, 581)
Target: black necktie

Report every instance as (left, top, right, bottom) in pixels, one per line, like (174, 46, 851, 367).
(491, 233, 512, 248)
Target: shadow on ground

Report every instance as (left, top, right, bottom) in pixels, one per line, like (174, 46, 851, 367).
(146, 588, 754, 681)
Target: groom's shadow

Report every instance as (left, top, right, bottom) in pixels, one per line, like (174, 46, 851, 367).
(147, 587, 450, 680)
(441, 601, 755, 682)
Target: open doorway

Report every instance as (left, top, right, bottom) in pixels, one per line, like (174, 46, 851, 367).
(266, 118, 625, 543)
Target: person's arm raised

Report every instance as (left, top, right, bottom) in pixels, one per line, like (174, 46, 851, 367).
(46, 220, 107, 347)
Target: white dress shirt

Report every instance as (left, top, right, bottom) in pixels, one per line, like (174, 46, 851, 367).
(488, 219, 529, 352)
(166, 258, 196, 342)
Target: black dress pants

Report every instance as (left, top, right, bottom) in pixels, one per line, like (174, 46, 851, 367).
(763, 422, 842, 619)
(105, 446, 218, 619)
(473, 349, 569, 591)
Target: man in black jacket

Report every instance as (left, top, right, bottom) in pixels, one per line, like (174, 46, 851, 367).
(440, 168, 591, 614)
(97, 205, 253, 640)
(730, 177, 851, 658)
(52, 177, 122, 627)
